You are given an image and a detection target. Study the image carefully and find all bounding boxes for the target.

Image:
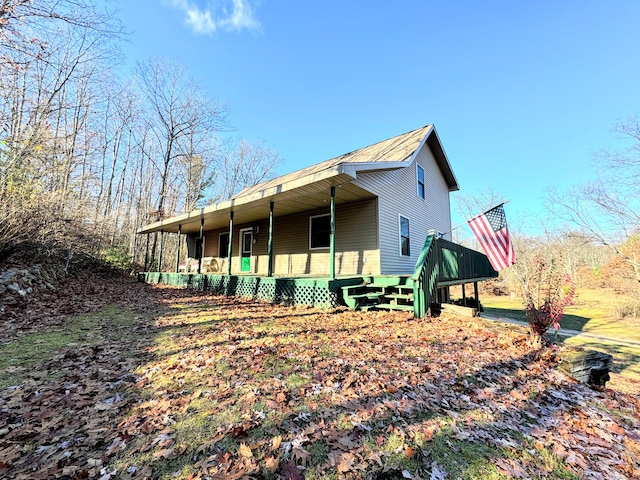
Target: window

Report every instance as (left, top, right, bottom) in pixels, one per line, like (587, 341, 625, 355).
(309, 214, 331, 249)
(399, 215, 410, 256)
(417, 164, 425, 199)
(218, 232, 229, 258)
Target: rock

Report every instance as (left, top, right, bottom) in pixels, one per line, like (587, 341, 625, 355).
(7, 283, 20, 293)
(17, 289, 27, 297)
(558, 348, 613, 387)
(2, 295, 16, 305)
(26, 287, 33, 294)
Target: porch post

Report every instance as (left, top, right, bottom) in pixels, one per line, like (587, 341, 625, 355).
(267, 201, 274, 277)
(461, 284, 466, 306)
(157, 230, 164, 272)
(197, 218, 204, 274)
(175, 225, 182, 273)
(227, 211, 234, 275)
(330, 186, 336, 280)
(144, 234, 150, 271)
(473, 281, 479, 311)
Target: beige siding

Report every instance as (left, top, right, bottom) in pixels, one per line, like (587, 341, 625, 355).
(352, 143, 452, 274)
(200, 199, 380, 276)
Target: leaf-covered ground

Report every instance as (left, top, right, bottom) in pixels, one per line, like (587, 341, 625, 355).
(1, 279, 639, 479)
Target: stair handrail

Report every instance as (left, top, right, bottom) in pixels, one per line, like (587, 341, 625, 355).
(411, 234, 440, 318)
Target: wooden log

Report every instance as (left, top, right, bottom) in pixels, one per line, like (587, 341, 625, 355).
(558, 349, 613, 387)
(440, 303, 479, 317)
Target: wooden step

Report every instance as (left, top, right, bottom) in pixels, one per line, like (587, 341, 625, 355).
(353, 293, 383, 298)
(384, 293, 414, 301)
(375, 303, 415, 312)
(396, 284, 414, 291)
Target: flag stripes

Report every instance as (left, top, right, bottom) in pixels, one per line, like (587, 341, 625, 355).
(468, 205, 516, 271)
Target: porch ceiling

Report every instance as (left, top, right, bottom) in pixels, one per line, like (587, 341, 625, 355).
(138, 171, 376, 235)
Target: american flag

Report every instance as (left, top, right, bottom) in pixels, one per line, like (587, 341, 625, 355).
(468, 204, 516, 271)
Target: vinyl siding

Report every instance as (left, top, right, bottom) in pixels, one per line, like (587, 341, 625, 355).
(200, 199, 380, 276)
(352, 143, 452, 274)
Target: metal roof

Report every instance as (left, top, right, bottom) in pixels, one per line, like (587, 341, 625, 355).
(138, 124, 458, 234)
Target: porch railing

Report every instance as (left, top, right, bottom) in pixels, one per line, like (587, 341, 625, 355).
(411, 235, 498, 318)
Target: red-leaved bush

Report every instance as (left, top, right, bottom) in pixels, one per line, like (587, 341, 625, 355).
(521, 253, 575, 346)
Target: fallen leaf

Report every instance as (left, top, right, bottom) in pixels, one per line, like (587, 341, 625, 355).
(238, 442, 253, 458)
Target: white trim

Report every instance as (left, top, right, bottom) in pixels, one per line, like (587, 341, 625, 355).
(398, 214, 410, 257)
(309, 213, 331, 250)
(218, 231, 229, 258)
(416, 163, 425, 200)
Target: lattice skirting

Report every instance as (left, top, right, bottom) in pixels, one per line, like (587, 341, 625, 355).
(139, 273, 363, 309)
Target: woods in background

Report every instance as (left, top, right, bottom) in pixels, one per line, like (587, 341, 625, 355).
(0, 0, 280, 267)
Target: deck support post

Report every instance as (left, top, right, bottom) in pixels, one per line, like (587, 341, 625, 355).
(175, 225, 182, 273)
(157, 230, 164, 272)
(461, 284, 466, 306)
(198, 218, 204, 274)
(330, 186, 336, 280)
(267, 202, 274, 277)
(144, 234, 150, 271)
(227, 212, 234, 275)
(473, 281, 479, 309)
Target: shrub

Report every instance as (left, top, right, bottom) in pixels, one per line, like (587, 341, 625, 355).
(101, 246, 134, 273)
(612, 301, 640, 320)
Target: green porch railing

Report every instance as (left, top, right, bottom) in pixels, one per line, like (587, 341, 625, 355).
(411, 235, 498, 318)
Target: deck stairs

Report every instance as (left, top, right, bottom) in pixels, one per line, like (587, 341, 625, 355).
(341, 235, 499, 317)
(341, 277, 415, 312)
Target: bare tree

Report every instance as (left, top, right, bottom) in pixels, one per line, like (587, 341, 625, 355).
(547, 116, 640, 287)
(135, 57, 230, 218)
(0, 0, 123, 70)
(212, 138, 281, 202)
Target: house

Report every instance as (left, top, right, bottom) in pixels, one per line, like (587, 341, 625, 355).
(138, 125, 497, 315)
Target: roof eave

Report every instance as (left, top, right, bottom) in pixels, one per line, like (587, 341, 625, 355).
(137, 164, 358, 234)
(426, 126, 459, 192)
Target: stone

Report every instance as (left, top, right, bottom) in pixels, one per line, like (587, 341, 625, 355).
(2, 295, 16, 305)
(558, 349, 613, 387)
(7, 283, 20, 293)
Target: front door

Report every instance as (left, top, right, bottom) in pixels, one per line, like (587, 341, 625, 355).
(240, 229, 252, 272)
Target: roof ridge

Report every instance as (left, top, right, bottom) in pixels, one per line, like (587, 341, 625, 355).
(234, 124, 432, 198)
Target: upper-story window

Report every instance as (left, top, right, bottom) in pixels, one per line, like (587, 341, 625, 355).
(417, 164, 425, 199)
(309, 214, 331, 249)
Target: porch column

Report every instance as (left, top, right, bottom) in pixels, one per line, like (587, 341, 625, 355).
(175, 225, 182, 273)
(330, 186, 336, 280)
(197, 218, 204, 274)
(267, 201, 274, 277)
(227, 211, 234, 275)
(144, 234, 150, 271)
(157, 230, 164, 272)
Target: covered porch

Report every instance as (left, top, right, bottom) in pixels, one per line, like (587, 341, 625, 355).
(138, 164, 377, 279)
(139, 235, 498, 317)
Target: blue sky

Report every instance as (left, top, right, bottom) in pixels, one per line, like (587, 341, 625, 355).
(110, 0, 640, 234)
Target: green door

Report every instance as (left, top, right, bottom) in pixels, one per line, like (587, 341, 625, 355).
(241, 229, 252, 272)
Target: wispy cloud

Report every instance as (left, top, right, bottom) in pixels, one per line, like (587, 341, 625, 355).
(169, 0, 261, 35)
